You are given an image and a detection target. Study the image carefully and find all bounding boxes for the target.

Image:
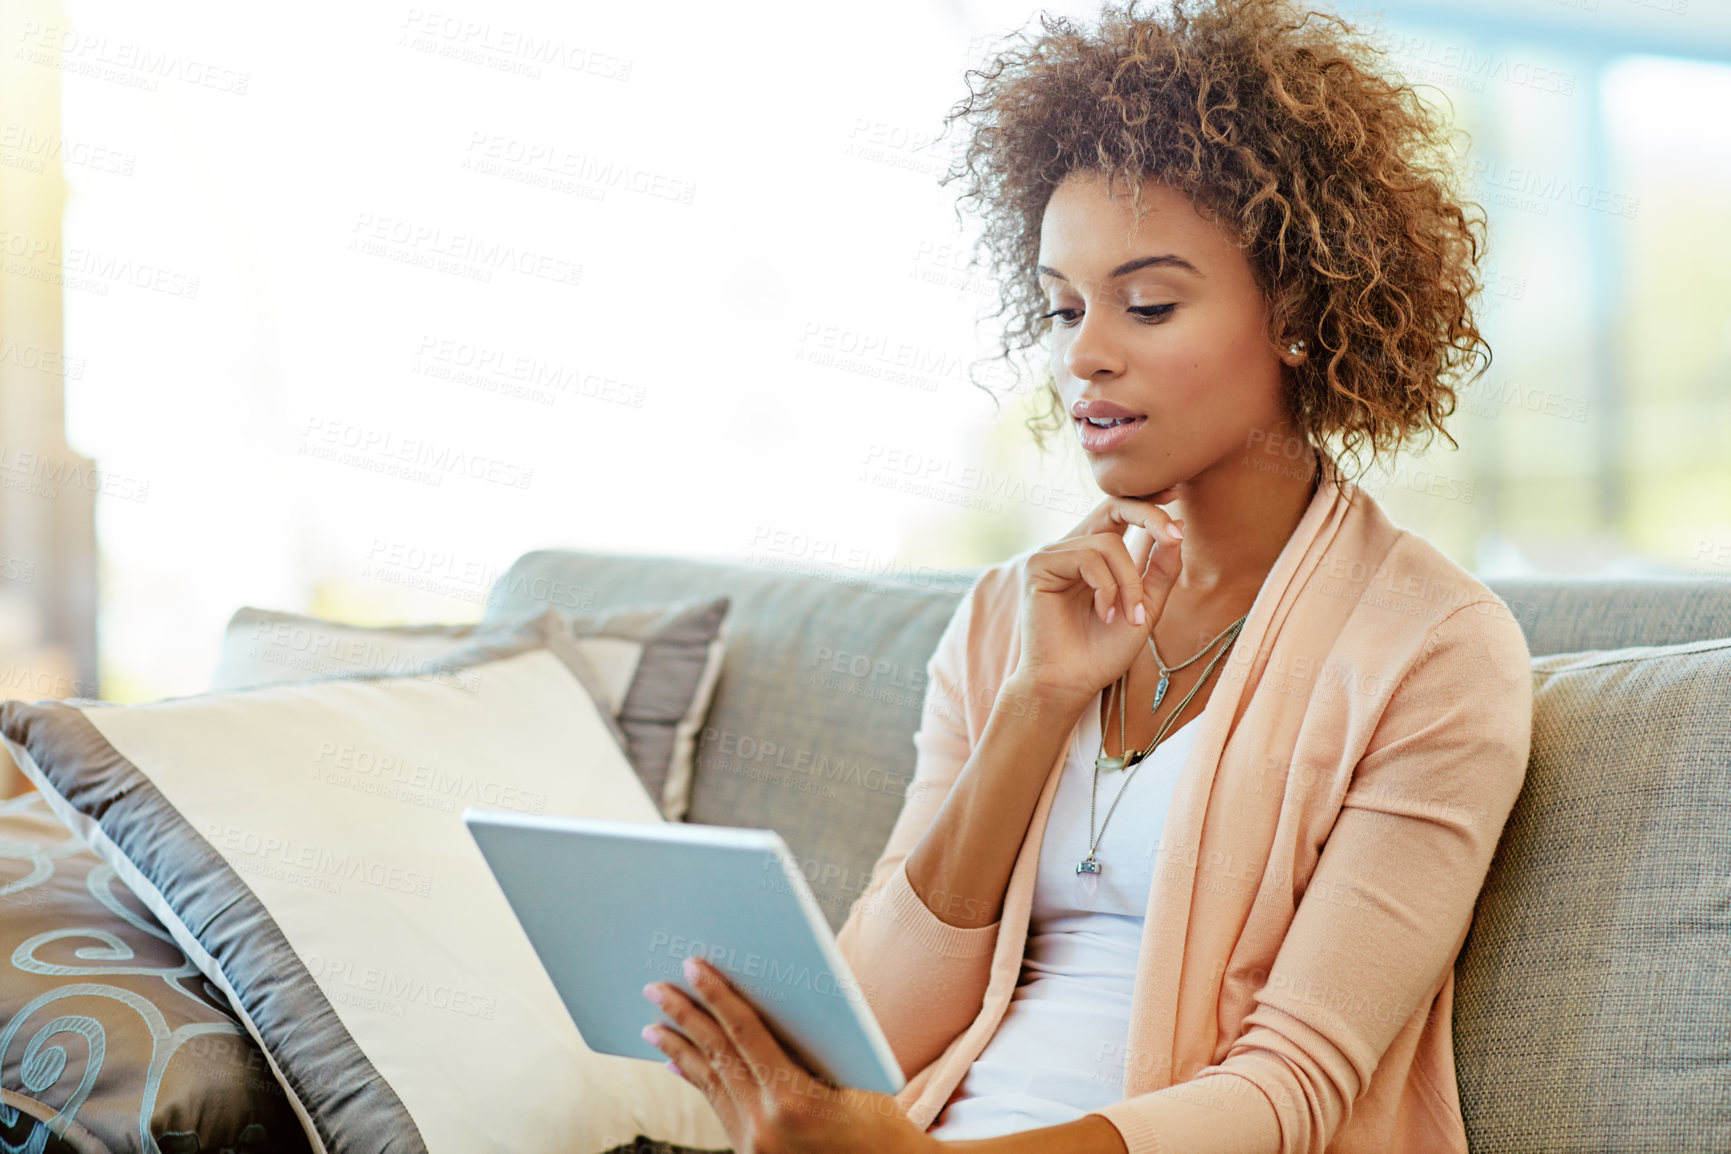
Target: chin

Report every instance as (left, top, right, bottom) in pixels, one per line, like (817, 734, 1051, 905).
(1098, 476, 1181, 504)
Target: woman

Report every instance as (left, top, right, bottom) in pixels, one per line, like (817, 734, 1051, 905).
(636, 1, 1533, 1151)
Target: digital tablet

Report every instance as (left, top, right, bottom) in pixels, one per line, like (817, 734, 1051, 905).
(463, 808, 906, 1095)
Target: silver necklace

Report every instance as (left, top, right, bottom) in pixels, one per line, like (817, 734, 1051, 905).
(1078, 613, 1247, 876)
(1147, 614, 1248, 711)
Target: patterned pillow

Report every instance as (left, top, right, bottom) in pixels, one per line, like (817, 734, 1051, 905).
(0, 792, 310, 1153)
(206, 599, 729, 821)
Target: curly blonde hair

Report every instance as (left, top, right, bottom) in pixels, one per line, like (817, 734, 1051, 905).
(939, 0, 1492, 477)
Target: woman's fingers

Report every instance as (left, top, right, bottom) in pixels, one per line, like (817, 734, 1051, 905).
(682, 958, 797, 1084)
(646, 1021, 711, 1090)
(1031, 543, 1117, 624)
(1065, 494, 1184, 550)
(644, 979, 760, 1099)
(1035, 531, 1164, 625)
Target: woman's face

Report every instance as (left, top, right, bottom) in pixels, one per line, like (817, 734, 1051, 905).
(1037, 170, 1298, 503)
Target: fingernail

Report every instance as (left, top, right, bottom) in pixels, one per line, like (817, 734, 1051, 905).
(666, 1060, 683, 1077)
(643, 983, 664, 1005)
(1133, 603, 1146, 626)
(1169, 522, 1184, 540)
(642, 1024, 662, 1044)
(1106, 605, 1115, 624)
(683, 957, 700, 982)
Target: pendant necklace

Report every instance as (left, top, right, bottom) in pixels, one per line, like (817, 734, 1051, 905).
(1149, 612, 1246, 713)
(1078, 613, 1247, 876)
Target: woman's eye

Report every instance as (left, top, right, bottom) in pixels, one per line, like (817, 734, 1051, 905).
(1038, 304, 1176, 328)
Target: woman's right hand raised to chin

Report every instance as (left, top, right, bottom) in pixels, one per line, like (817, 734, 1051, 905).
(1010, 495, 1186, 708)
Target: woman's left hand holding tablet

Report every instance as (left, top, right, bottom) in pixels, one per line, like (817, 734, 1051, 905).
(641, 957, 940, 1153)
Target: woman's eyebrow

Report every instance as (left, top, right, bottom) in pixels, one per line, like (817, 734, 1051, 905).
(1036, 254, 1204, 281)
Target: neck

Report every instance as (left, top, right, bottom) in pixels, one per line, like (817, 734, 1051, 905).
(1166, 435, 1321, 599)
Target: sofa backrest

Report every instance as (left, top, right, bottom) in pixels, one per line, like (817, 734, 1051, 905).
(1490, 575, 1731, 656)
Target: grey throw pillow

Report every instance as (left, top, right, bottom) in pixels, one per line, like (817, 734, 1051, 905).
(1452, 636, 1731, 1151)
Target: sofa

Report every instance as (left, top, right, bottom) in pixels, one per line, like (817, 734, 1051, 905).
(2, 545, 1727, 1152)
(483, 548, 1731, 1152)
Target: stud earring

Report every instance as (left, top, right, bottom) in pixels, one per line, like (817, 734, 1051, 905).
(1288, 340, 1306, 357)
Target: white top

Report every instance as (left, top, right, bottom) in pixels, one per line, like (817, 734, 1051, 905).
(925, 690, 1201, 1141)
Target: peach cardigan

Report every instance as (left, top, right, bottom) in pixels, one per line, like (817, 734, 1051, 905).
(835, 470, 1533, 1154)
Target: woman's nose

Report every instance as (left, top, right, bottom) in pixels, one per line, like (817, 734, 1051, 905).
(1061, 301, 1125, 381)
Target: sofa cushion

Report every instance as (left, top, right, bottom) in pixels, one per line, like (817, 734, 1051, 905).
(1452, 635, 1731, 1150)
(483, 549, 977, 932)
(0, 791, 311, 1154)
(208, 598, 730, 821)
(2, 609, 732, 1154)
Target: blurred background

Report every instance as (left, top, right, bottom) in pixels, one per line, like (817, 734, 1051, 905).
(1, 0, 1727, 718)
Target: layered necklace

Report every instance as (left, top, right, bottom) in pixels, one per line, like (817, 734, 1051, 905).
(1076, 612, 1248, 877)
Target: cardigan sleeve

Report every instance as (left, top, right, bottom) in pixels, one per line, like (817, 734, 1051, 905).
(1085, 598, 1534, 1154)
(835, 575, 1004, 1081)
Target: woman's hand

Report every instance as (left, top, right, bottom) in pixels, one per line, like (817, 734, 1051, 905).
(642, 957, 939, 1154)
(1011, 494, 1185, 705)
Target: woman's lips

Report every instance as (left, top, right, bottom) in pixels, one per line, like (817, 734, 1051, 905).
(1076, 415, 1147, 453)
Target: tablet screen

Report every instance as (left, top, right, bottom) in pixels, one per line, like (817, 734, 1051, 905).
(465, 809, 906, 1094)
